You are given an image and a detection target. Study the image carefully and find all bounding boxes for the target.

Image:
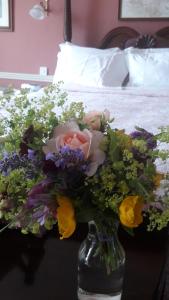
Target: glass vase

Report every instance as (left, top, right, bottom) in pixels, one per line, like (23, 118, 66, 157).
(77, 221, 125, 300)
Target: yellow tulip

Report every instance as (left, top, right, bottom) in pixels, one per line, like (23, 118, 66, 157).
(57, 196, 76, 239)
(119, 195, 143, 228)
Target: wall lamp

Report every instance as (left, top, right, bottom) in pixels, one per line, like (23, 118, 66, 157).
(29, 0, 49, 20)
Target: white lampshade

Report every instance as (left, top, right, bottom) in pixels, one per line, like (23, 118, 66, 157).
(29, 4, 47, 20)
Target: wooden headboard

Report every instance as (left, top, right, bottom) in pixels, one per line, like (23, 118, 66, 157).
(64, 0, 169, 49)
(99, 26, 169, 49)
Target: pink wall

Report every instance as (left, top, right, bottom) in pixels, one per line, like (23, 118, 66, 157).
(0, 0, 169, 80)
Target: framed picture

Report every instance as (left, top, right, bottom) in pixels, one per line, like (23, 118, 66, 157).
(119, 0, 169, 20)
(0, 0, 13, 31)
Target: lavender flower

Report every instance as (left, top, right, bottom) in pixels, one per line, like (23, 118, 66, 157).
(28, 149, 36, 160)
(45, 146, 88, 172)
(0, 151, 41, 178)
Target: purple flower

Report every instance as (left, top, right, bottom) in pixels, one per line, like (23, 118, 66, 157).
(27, 193, 51, 208)
(32, 205, 51, 226)
(130, 128, 157, 150)
(131, 147, 148, 164)
(147, 138, 157, 150)
(28, 149, 36, 160)
(45, 146, 88, 172)
(28, 178, 53, 199)
(0, 152, 41, 178)
(25, 178, 56, 226)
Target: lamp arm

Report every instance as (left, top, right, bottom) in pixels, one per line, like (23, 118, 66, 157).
(40, 0, 48, 12)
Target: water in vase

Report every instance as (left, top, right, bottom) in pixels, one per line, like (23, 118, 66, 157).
(77, 221, 125, 300)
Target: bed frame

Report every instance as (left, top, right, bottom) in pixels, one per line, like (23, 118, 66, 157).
(64, 0, 169, 49)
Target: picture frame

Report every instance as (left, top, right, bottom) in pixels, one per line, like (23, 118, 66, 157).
(119, 0, 169, 20)
(0, 0, 13, 31)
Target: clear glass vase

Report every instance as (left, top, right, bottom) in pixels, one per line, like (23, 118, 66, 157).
(77, 221, 125, 300)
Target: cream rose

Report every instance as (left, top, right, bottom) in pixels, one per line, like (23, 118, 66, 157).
(43, 120, 105, 176)
(83, 109, 110, 130)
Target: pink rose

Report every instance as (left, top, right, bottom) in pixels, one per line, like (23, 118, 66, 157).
(43, 121, 92, 159)
(43, 120, 105, 176)
(83, 109, 110, 130)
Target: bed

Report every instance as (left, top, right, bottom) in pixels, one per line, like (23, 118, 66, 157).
(51, 1, 169, 140)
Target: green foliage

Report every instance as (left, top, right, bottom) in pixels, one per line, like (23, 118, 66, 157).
(0, 168, 43, 225)
(157, 126, 169, 143)
(60, 101, 85, 124)
(0, 83, 84, 154)
(147, 205, 169, 231)
(85, 128, 157, 227)
(0, 85, 57, 152)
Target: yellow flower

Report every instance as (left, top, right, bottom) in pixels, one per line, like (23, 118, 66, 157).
(153, 173, 164, 188)
(119, 195, 143, 228)
(57, 196, 76, 239)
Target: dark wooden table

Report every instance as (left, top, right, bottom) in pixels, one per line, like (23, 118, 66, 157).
(0, 224, 167, 300)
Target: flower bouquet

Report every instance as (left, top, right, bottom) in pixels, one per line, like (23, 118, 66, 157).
(0, 84, 165, 298)
(0, 84, 161, 235)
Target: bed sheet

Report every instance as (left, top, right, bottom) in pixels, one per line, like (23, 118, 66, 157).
(62, 84, 169, 134)
(1, 84, 169, 135)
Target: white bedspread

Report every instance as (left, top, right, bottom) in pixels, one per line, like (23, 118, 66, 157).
(5, 84, 169, 135)
(63, 85, 169, 134)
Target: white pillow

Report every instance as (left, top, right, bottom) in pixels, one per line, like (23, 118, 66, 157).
(53, 43, 128, 87)
(125, 47, 169, 87)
